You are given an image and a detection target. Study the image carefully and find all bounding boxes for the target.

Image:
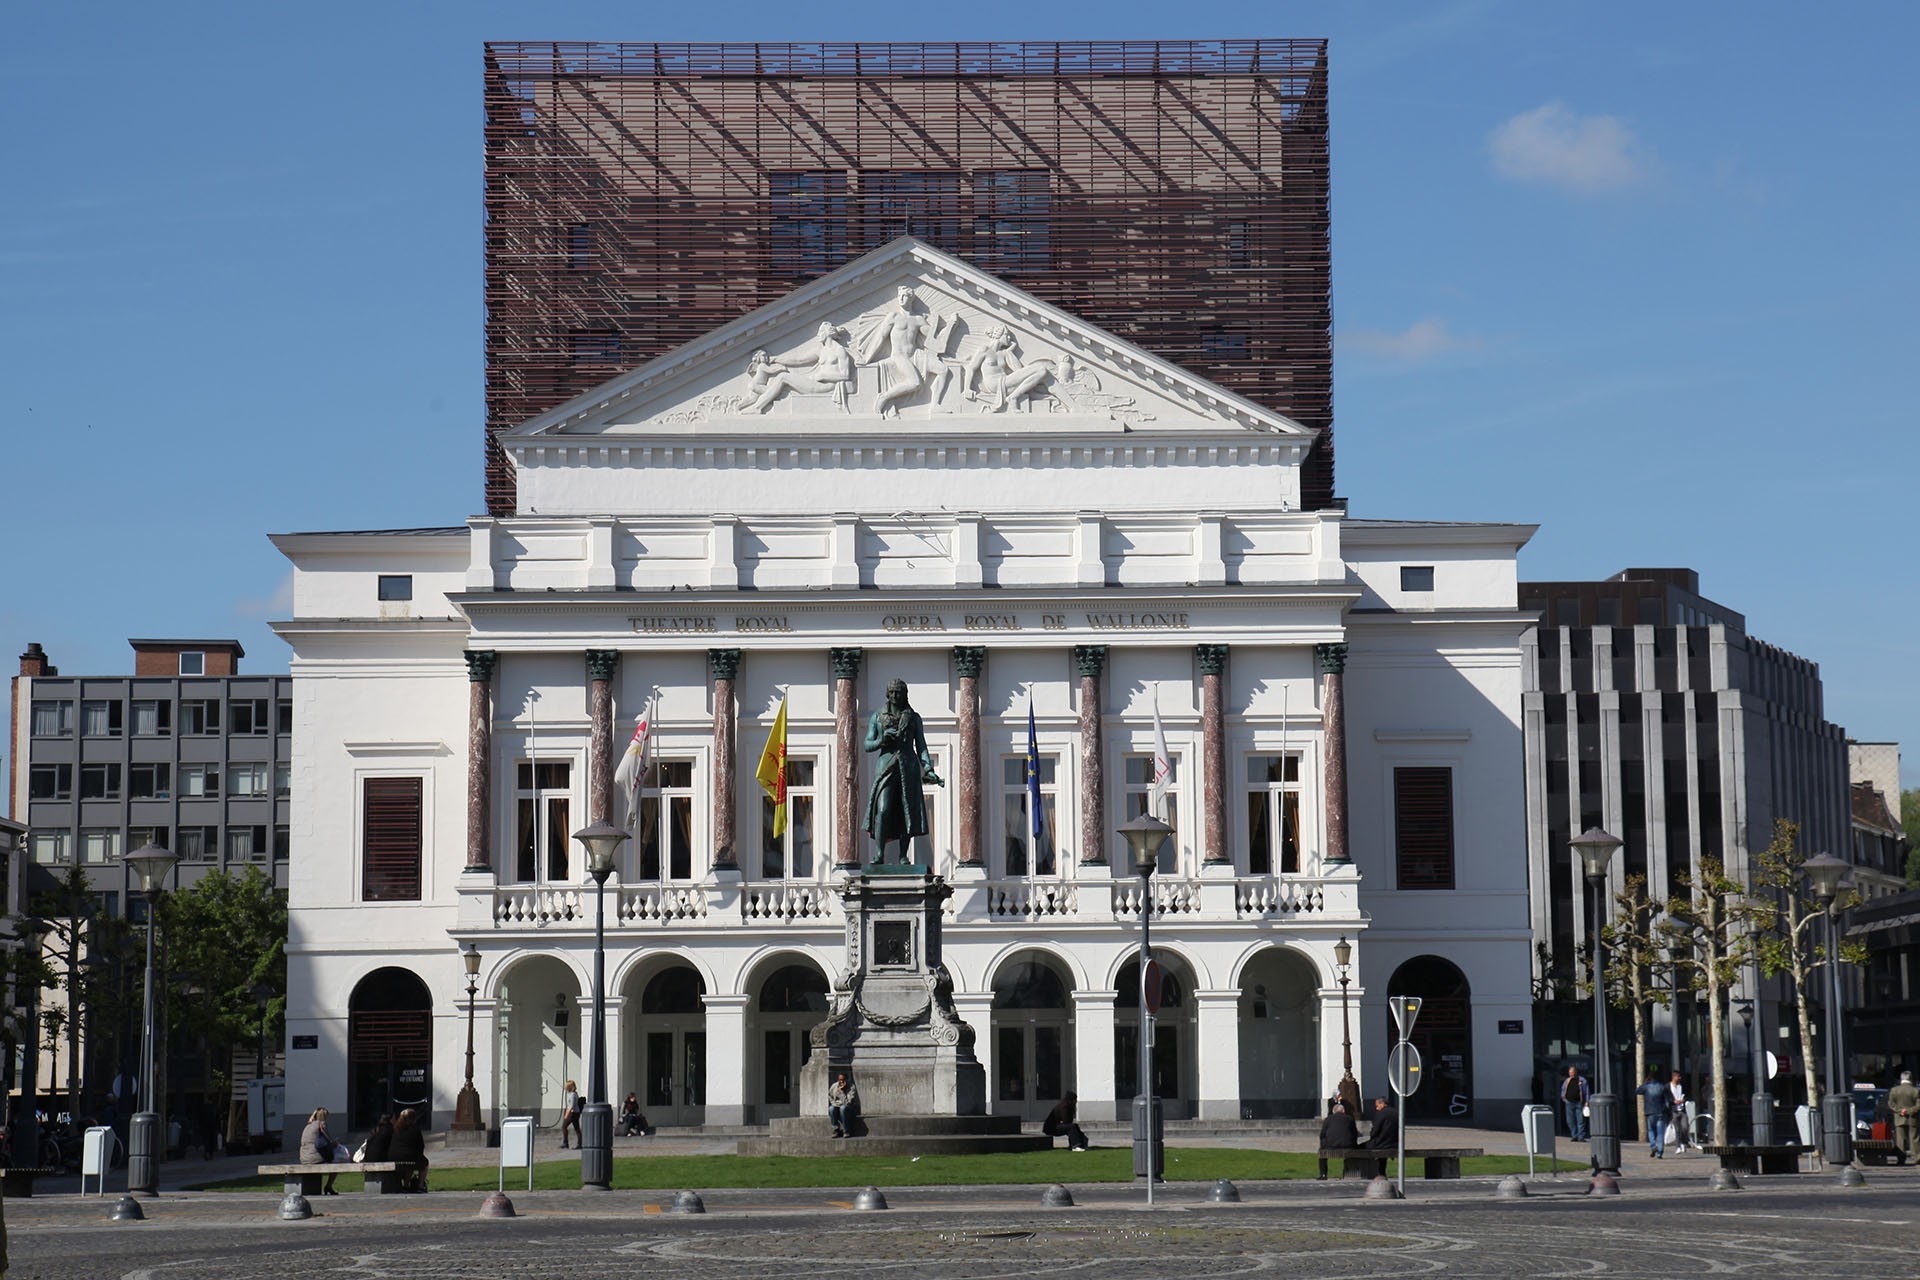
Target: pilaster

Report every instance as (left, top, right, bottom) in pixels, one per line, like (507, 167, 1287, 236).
(831, 647, 864, 867)
(1074, 645, 1107, 865)
(709, 649, 742, 870)
(1196, 644, 1230, 866)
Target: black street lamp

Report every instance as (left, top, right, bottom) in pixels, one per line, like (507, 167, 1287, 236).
(1571, 827, 1622, 1191)
(1803, 852, 1858, 1183)
(1333, 935, 1360, 1118)
(453, 942, 485, 1139)
(122, 842, 179, 1197)
(572, 821, 626, 1191)
(1118, 811, 1172, 1206)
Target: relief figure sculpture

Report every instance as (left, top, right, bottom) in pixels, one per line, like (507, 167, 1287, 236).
(748, 322, 855, 413)
(863, 678, 943, 863)
(963, 325, 1057, 413)
(857, 287, 955, 418)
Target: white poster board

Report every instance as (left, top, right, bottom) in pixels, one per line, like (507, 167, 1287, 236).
(499, 1116, 535, 1191)
(81, 1126, 117, 1195)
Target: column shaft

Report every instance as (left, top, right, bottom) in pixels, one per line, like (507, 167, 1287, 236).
(1197, 645, 1229, 865)
(465, 651, 496, 873)
(1317, 644, 1350, 866)
(1075, 646, 1107, 865)
(586, 650, 618, 826)
(710, 649, 741, 870)
(953, 647, 986, 867)
(832, 648, 864, 867)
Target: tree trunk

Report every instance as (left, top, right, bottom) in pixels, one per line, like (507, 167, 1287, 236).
(1630, 964, 1650, 1138)
(1705, 894, 1729, 1139)
(1791, 943, 1821, 1112)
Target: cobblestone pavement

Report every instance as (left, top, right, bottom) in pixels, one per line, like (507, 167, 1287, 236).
(8, 1169, 1917, 1280)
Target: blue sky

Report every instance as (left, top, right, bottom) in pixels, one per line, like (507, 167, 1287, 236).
(4, 2, 1915, 789)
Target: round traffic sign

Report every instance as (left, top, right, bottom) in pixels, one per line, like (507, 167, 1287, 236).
(1388, 1043, 1423, 1097)
(1143, 960, 1166, 1015)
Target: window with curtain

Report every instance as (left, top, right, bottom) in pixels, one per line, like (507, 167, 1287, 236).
(1245, 754, 1302, 874)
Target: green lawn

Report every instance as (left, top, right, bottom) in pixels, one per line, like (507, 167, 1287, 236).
(189, 1149, 1581, 1193)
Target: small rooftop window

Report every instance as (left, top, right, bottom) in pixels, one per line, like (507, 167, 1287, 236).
(178, 651, 205, 676)
(378, 575, 414, 602)
(1400, 566, 1435, 593)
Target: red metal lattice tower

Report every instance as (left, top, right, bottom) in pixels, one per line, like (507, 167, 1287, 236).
(483, 39, 1333, 515)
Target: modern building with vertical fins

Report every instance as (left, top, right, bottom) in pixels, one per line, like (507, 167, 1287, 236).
(271, 41, 1540, 1140)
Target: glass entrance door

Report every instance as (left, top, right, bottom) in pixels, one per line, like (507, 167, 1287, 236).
(644, 1027, 707, 1126)
(995, 1020, 1067, 1122)
(763, 1029, 797, 1117)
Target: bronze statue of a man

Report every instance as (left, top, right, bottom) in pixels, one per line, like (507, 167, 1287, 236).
(863, 678, 942, 863)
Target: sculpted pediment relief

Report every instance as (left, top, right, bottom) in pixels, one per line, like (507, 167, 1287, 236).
(506, 239, 1314, 441)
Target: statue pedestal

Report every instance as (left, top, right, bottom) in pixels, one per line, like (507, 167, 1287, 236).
(737, 867, 1047, 1157)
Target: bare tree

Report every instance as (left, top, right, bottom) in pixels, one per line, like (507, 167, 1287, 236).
(1751, 818, 1868, 1109)
(1661, 858, 1768, 1143)
(1607, 874, 1669, 1138)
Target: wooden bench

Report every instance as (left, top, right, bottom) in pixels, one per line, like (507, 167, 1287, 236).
(1, 1167, 57, 1198)
(1701, 1144, 1806, 1175)
(1852, 1139, 1905, 1167)
(256, 1161, 417, 1195)
(1318, 1147, 1485, 1180)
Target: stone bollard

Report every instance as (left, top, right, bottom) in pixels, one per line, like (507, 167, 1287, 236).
(1494, 1175, 1528, 1200)
(1838, 1166, 1867, 1189)
(670, 1190, 707, 1214)
(1040, 1183, 1075, 1208)
(278, 1190, 313, 1221)
(853, 1186, 889, 1211)
(1363, 1175, 1402, 1200)
(1708, 1168, 1742, 1192)
(480, 1191, 518, 1218)
(1587, 1171, 1621, 1197)
(1206, 1179, 1241, 1203)
(108, 1195, 146, 1222)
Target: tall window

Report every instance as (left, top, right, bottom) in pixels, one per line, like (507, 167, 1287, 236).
(130, 762, 172, 800)
(180, 699, 220, 735)
(1394, 766, 1455, 890)
(79, 763, 122, 800)
(770, 171, 848, 275)
(30, 700, 73, 736)
(230, 699, 271, 735)
(276, 698, 294, 735)
(1002, 755, 1058, 877)
(81, 701, 123, 737)
(178, 826, 219, 862)
(31, 833, 69, 864)
(862, 171, 964, 251)
(29, 763, 72, 800)
(760, 758, 817, 880)
(636, 760, 695, 881)
(515, 761, 573, 883)
(364, 776, 424, 900)
(973, 170, 1050, 273)
(1123, 754, 1180, 874)
(1246, 755, 1302, 874)
(80, 830, 121, 865)
(131, 700, 172, 736)
(180, 764, 220, 798)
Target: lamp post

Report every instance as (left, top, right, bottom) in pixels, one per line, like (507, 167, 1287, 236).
(1118, 811, 1172, 1206)
(572, 821, 626, 1190)
(11, 916, 52, 1168)
(452, 942, 485, 1139)
(1657, 912, 1689, 1134)
(1571, 828, 1622, 1188)
(1803, 852, 1856, 1179)
(122, 842, 179, 1197)
(1334, 935, 1361, 1119)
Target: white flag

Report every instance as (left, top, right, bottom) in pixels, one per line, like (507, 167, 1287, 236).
(1149, 686, 1173, 820)
(612, 701, 652, 826)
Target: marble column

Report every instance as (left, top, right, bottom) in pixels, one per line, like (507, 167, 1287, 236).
(1315, 643, 1351, 866)
(586, 650, 618, 826)
(1074, 645, 1108, 866)
(1196, 645, 1230, 866)
(831, 647, 864, 868)
(709, 649, 742, 871)
(953, 646, 986, 867)
(464, 650, 496, 874)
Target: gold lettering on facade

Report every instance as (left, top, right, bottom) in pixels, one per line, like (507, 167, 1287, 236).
(962, 614, 1023, 631)
(1083, 612, 1190, 631)
(881, 614, 948, 632)
(631, 616, 718, 634)
(734, 616, 792, 633)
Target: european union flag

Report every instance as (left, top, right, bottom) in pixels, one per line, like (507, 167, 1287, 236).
(1025, 696, 1043, 839)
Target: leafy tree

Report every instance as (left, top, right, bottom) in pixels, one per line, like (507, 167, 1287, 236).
(25, 863, 99, 1115)
(1660, 858, 1769, 1142)
(1752, 818, 1867, 1108)
(1604, 874, 1668, 1135)
(155, 868, 286, 1118)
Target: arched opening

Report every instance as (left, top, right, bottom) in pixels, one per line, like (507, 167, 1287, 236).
(1388, 955, 1473, 1121)
(620, 962, 707, 1127)
(1116, 954, 1195, 1120)
(1237, 948, 1321, 1118)
(990, 953, 1074, 1122)
(752, 961, 830, 1121)
(347, 968, 433, 1131)
(494, 955, 581, 1129)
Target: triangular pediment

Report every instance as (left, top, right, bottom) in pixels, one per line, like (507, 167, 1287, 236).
(503, 239, 1316, 445)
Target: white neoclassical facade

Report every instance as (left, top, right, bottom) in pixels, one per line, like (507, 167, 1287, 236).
(273, 240, 1537, 1135)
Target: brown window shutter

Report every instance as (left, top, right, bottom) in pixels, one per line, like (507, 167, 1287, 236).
(1394, 767, 1455, 890)
(363, 777, 424, 901)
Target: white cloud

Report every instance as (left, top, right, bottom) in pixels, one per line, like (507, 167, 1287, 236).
(1342, 317, 1483, 362)
(1488, 101, 1648, 194)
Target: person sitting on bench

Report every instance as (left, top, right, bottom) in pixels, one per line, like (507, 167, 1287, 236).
(1043, 1092, 1089, 1151)
(1318, 1096, 1359, 1179)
